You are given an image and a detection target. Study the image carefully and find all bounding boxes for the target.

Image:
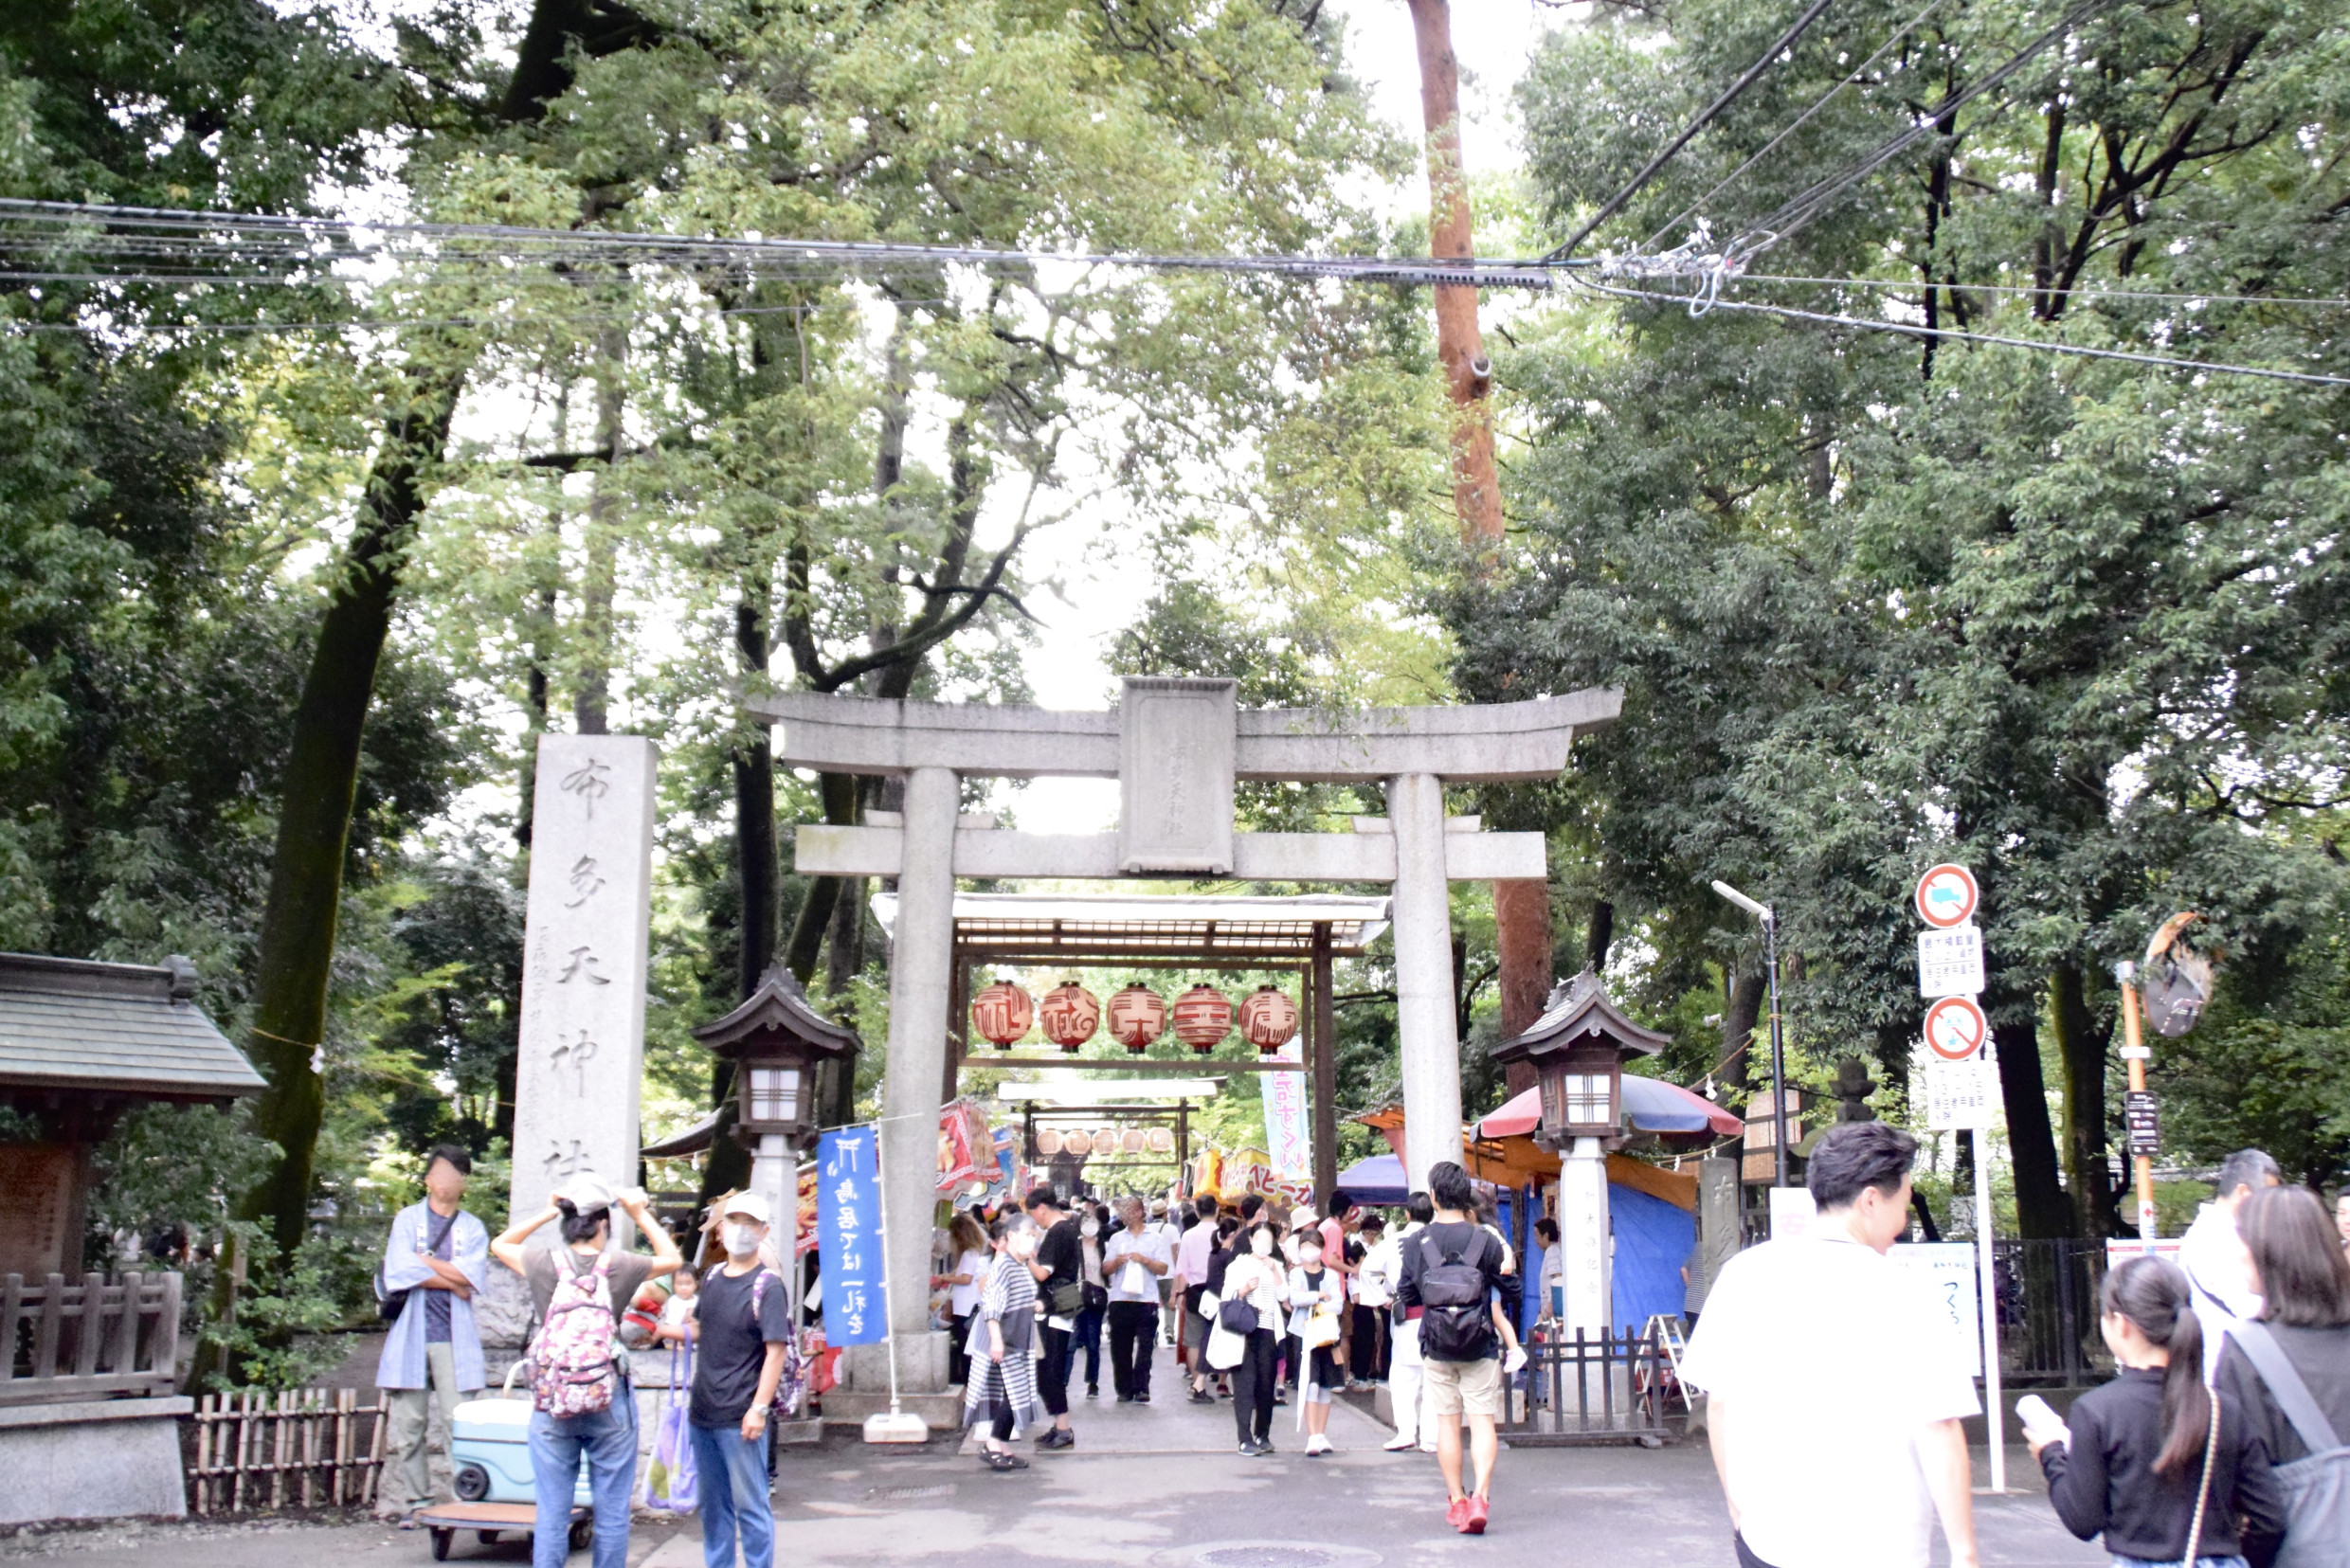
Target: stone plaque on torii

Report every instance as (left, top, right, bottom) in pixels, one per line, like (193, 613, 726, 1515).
(758, 676, 1619, 1397)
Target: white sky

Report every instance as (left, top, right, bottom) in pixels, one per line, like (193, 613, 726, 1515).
(1004, 0, 1560, 836)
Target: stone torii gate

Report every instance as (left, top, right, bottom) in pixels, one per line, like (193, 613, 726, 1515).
(761, 676, 1618, 1398)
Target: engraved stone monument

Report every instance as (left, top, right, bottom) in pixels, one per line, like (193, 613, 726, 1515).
(1118, 676, 1236, 874)
(510, 734, 658, 1224)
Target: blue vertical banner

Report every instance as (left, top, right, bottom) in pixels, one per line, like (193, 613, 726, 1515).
(817, 1126, 885, 1345)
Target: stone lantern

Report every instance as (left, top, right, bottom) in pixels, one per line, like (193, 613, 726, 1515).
(692, 963, 861, 1266)
(1491, 968, 1669, 1352)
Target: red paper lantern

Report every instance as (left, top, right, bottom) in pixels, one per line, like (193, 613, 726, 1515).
(1238, 984, 1300, 1054)
(1172, 984, 1234, 1054)
(1107, 982, 1166, 1054)
(1039, 980, 1101, 1054)
(971, 978, 1034, 1051)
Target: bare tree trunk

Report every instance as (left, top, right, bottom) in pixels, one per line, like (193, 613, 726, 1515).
(733, 599, 779, 996)
(1405, 0, 1503, 550)
(1995, 1011, 2076, 1239)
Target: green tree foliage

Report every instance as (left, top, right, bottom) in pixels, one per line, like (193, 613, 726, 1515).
(1461, 0, 2350, 1232)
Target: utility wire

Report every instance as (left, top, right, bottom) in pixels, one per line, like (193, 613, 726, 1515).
(1571, 275, 2350, 387)
(1543, 0, 1838, 264)
(1729, 0, 2115, 261)
(1734, 272, 2350, 310)
(1640, 0, 1950, 252)
(0, 197, 1564, 292)
(0, 297, 959, 336)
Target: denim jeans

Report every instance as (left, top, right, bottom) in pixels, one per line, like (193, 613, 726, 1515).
(1064, 1306, 1104, 1389)
(689, 1421, 774, 1568)
(527, 1380, 637, 1568)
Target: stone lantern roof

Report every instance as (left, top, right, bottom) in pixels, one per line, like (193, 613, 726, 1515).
(1490, 966, 1671, 1066)
(690, 962, 861, 1062)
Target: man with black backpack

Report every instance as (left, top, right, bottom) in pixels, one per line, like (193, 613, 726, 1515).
(1395, 1161, 1518, 1536)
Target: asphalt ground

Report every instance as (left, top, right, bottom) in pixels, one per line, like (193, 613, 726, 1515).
(3, 1356, 2106, 1568)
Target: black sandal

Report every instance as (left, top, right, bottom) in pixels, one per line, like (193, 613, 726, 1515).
(984, 1450, 1029, 1471)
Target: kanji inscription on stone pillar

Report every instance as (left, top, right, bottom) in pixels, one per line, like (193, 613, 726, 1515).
(511, 733, 657, 1224)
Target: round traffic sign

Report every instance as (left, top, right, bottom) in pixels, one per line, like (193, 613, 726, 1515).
(1924, 995, 1989, 1060)
(1915, 863, 1979, 929)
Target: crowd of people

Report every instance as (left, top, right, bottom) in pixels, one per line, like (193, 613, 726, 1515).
(368, 1129, 2349, 1563)
(941, 1165, 1533, 1534)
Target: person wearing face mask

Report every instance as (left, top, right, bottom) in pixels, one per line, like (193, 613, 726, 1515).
(1066, 1207, 1108, 1398)
(1288, 1226, 1346, 1455)
(964, 1215, 1044, 1471)
(1223, 1219, 1288, 1455)
(685, 1192, 794, 1568)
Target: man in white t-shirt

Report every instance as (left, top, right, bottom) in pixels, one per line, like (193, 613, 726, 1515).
(1104, 1195, 1173, 1401)
(1679, 1122, 1979, 1568)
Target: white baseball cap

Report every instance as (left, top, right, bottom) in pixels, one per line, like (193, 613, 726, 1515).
(719, 1190, 771, 1225)
(554, 1174, 616, 1214)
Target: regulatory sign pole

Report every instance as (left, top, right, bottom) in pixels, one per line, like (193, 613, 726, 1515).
(1915, 862, 2003, 1493)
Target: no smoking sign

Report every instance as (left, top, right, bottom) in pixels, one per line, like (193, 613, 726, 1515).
(1924, 995, 1989, 1060)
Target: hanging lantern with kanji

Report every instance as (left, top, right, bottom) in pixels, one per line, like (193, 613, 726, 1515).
(1107, 982, 1167, 1054)
(1172, 984, 1234, 1054)
(1237, 984, 1300, 1055)
(1039, 980, 1101, 1054)
(971, 978, 1034, 1051)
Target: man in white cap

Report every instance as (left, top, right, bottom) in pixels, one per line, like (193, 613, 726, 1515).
(690, 1190, 793, 1568)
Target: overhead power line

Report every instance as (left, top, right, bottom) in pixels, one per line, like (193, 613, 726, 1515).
(1641, 0, 1951, 252)
(1727, 0, 2117, 261)
(1572, 275, 2350, 387)
(0, 197, 1564, 293)
(1735, 272, 2350, 311)
(1544, 0, 1838, 264)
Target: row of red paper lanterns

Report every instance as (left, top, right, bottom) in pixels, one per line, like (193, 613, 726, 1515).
(969, 978, 1300, 1055)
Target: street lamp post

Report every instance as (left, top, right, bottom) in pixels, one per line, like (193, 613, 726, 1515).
(1712, 879, 1788, 1188)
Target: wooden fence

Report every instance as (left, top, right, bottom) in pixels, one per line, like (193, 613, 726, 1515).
(189, 1389, 389, 1514)
(1, 1271, 182, 1404)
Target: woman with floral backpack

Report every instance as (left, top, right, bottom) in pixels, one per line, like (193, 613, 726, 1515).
(492, 1175, 681, 1568)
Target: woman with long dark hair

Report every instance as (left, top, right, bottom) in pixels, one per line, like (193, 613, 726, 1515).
(2026, 1255, 2285, 1566)
(2215, 1184, 2350, 1567)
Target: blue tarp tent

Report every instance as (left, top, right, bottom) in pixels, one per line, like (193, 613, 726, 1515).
(1339, 1152, 1692, 1334)
(1607, 1181, 1693, 1333)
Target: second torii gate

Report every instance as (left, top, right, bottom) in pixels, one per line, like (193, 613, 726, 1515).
(761, 676, 1619, 1396)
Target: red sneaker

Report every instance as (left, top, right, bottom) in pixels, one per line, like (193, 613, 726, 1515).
(1465, 1496, 1489, 1535)
(1446, 1498, 1471, 1532)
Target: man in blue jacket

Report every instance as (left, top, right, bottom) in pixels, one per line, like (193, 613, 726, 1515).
(375, 1144, 489, 1523)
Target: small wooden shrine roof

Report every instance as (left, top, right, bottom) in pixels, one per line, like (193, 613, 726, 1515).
(0, 953, 264, 1101)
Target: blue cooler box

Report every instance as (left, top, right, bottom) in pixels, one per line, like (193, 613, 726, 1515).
(448, 1388, 597, 1507)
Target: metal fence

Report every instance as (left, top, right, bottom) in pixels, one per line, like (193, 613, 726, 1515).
(1993, 1237, 2113, 1386)
(1501, 1324, 1676, 1446)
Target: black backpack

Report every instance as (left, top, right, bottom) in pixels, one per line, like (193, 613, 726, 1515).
(1415, 1228, 1495, 1361)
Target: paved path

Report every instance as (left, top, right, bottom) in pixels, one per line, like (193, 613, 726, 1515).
(3, 1364, 2106, 1568)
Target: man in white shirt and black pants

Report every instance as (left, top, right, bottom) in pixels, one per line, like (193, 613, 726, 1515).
(1105, 1195, 1172, 1401)
(1680, 1122, 1980, 1568)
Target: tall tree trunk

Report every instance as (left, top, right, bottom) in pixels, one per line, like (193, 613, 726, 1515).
(1994, 1013, 2075, 1238)
(1404, 0, 1503, 549)
(573, 331, 625, 734)
(242, 365, 464, 1257)
(733, 599, 780, 997)
(783, 772, 859, 980)
(1493, 879, 1553, 1095)
(2051, 963, 2113, 1238)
